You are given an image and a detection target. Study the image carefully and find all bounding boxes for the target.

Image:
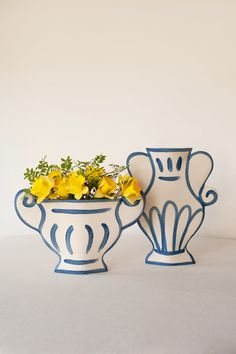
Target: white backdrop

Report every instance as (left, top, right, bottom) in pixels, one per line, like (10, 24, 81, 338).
(0, 0, 235, 238)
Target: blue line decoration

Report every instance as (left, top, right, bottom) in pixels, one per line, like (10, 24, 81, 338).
(14, 190, 45, 233)
(186, 150, 218, 207)
(52, 208, 111, 214)
(149, 207, 161, 250)
(156, 158, 164, 172)
(167, 157, 173, 171)
(65, 225, 74, 255)
(137, 213, 155, 249)
(126, 151, 154, 195)
(50, 224, 60, 252)
(98, 223, 110, 252)
(43, 198, 116, 203)
(158, 176, 180, 181)
(176, 156, 182, 171)
(146, 148, 192, 152)
(145, 201, 204, 255)
(85, 224, 93, 253)
(126, 148, 218, 266)
(64, 259, 98, 265)
(55, 268, 107, 275)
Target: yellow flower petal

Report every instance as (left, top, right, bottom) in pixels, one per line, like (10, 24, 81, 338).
(95, 177, 117, 199)
(118, 175, 141, 204)
(67, 172, 88, 199)
(48, 170, 61, 179)
(31, 176, 54, 204)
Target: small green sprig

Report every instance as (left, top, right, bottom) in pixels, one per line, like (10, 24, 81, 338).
(60, 156, 73, 173)
(24, 154, 127, 187)
(75, 154, 107, 174)
(105, 164, 127, 179)
(24, 156, 59, 185)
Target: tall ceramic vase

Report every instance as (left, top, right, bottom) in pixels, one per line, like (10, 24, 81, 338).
(15, 191, 144, 274)
(127, 148, 218, 266)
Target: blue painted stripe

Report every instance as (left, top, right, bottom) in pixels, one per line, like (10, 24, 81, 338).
(98, 223, 110, 252)
(172, 215, 178, 252)
(167, 157, 173, 172)
(85, 224, 93, 253)
(153, 249, 185, 255)
(146, 148, 192, 152)
(145, 260, 195, 266)
(55, 268, 107, 275)
(176, 156, 182, 171)
(137, 213, 155, 249)
(158, 176, 180, 181)
(156, 158, 164, 172)
(178, 208, 203, 250)
(65, 225, 74, 255)
(149, 207, 161, 250)
(43, 198, 116, 203)
(174, 205, 191, 251)
(50, 224, 60, 252)
(52, 208, 111, 214)
(145, 249, 195, 266)
(64, 258, 98, 265)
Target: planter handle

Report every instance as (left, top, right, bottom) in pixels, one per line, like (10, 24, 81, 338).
(116, 194, 145, 230)
(14, 190, 46, 233)
(126, 152, 153, 194)
(187, 151, 218, 207)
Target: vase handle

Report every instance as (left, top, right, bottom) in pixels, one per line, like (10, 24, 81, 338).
(126, 152, 153, 194)
(14, 190, 46, 232)
(116, 194, 145, 230)
(188, 151, 218, 207)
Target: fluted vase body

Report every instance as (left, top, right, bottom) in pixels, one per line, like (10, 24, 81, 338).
(127, 148, 218, 265)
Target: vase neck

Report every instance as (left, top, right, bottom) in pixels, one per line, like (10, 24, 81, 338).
(146, 149, 191, 181)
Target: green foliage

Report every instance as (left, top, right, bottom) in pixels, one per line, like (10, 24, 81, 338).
(60, 156, 73, 173)
(24, 154, 127, 188)
(106, 164, 127, 179)
(75, 154, 107, 174)
(24, 156, 59, 185)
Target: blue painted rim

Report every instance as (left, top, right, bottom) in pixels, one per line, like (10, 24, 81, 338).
(55, 267, 108, 275)
(146, 148, 193, 153)
(145, 248, 195, 266)
(42, 198, 119, 203)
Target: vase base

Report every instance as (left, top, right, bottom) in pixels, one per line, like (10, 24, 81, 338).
(145, 249, 195, 266)
(55, 258, 108, 275)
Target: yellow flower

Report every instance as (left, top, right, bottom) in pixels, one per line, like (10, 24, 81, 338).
(48, 176, 69, 199)
(55, 176, 69, 198)
(118, 174, 141, 204)
(67, 172, 89, 200)
(85, 166, 105, 180)
(95, 176, 117, 199)
(48, 170, 62, 179)
(30, 176, 54, 204)
(47, 170, 70, 199)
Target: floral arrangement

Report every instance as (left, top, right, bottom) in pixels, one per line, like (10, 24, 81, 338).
(23, 155, 141, 204)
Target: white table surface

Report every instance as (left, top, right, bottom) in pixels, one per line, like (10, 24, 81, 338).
(0, 231, 236, 354)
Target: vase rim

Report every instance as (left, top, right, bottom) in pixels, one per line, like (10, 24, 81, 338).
(146, 147, 192, 153)
(42, 198, 120, 204)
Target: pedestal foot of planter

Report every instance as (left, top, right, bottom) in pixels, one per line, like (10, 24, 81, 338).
(55, 258, 108, 274)
(145, 249, 195, 266)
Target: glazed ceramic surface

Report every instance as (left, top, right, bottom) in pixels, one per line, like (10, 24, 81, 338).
(127, 148, 218, 266)
(15, 192, 144, 274)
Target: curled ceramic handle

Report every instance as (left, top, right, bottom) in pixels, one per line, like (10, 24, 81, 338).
(126, 152, 153, 194)
(116, 194, 145, 230)
(199, 186, 218, 207)
(14, 190, 45, 232)
(188, 151, 218, 207)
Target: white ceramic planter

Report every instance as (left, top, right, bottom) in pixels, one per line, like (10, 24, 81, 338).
(127, 148, 218, 266)
(15, 191, 144, 274)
